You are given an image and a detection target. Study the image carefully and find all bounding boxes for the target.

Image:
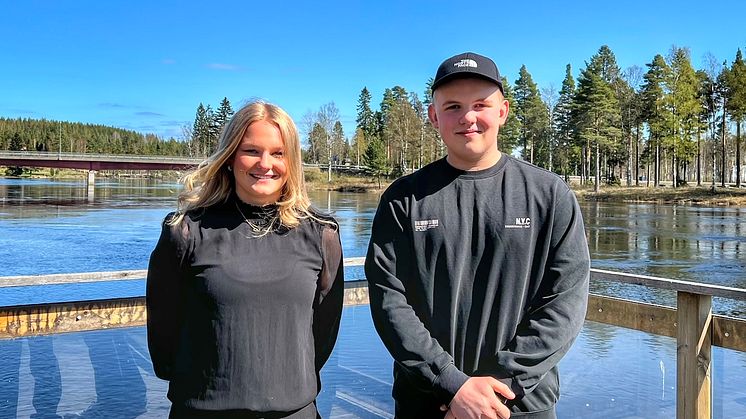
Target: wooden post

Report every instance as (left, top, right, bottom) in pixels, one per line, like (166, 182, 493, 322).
(677, 291, 712, 419)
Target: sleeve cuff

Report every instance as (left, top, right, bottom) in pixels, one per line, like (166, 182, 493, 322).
(433, 363, 470, 404)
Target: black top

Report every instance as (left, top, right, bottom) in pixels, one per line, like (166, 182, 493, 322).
(146, 195, 344, 415)
(365, 156, 590, 418)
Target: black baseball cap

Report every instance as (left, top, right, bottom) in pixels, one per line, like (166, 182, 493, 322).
(431, 52, 504, 94)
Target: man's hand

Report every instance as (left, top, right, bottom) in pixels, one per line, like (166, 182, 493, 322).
(442, 376, 514, 419)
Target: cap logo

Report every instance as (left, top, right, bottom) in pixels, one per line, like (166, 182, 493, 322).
(454, 59, 478, 69)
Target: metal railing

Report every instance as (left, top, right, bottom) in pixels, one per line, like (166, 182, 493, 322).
(2, 260, 744, 419)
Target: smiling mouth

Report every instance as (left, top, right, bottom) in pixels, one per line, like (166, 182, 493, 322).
(458, 129, 481, 135)
(249, 173, 278, 180)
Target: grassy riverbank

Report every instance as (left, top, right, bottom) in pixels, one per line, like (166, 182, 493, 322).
(575, 185, 746, 206)
(308, 172, 746, 207)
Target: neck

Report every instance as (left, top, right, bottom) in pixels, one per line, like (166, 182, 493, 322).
(234, 193, 279, 207)
(446, 150, 502, 171)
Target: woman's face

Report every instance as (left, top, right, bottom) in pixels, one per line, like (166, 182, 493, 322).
(230, 120, 288, 205)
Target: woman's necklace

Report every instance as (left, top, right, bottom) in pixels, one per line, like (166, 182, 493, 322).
(234, 201, 274, 234)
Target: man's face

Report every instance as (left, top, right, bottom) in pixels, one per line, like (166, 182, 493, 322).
(428, 77, 509, 170)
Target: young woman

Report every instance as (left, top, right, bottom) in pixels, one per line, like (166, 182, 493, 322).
(146, 100, 344, 418)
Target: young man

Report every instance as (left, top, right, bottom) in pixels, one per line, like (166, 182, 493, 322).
(365, 52, 590, 419)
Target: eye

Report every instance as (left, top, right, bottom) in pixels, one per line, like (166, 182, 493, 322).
(445, 104, 460, 111)
(272, 151, 285, 158)
(242, 148, 259, 155)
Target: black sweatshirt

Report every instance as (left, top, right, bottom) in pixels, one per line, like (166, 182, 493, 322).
(146, 196, 344, 416)
(365, 156, 590, 418)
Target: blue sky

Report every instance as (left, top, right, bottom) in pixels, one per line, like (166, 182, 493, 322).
(2, 0, 745, 142)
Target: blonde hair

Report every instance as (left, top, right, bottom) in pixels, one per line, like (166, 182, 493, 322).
(169, 100, 315, 229)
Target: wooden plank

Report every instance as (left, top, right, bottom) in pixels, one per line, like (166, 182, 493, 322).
(0, 297, 146, 339)
(3, 266, 746, 302)
(0, 258, 366, 288)
(712, 315, 746, 352)
(0, 270, 147, 288)
(0, 283, 371, 338)
(586, 294, 677, 338)
(676, 292, 712, 419)
(592, 269, 746, 301)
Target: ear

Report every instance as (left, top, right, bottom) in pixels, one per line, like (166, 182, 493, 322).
(427, 104, 439, 129)
(497, 99, 510, 126)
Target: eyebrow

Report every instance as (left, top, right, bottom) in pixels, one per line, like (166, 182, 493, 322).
(239, 142, 284, 150)
(440, 97, 495, 107)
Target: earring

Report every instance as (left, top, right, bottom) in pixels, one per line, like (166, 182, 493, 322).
(227, 166, 233, 172)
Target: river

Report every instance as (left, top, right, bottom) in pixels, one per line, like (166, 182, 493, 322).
(0, 177, 745, 418)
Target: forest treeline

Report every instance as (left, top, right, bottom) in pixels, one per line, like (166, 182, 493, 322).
(0, 118, 190, 156)
(2, 44, 745, 189)
(303, 44, 746, 190)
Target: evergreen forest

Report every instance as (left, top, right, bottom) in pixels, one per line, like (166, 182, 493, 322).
(3, 45, 746, 190)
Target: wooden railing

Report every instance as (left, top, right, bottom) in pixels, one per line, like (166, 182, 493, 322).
(2, 260, 745, 419)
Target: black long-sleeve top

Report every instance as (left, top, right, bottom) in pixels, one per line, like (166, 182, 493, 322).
(365, 156, 590, 417)
(146, 195, 344, 415)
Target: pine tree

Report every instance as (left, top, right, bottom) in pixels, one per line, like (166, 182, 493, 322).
(364, 136, 387, 188)
(514, 65, 549, 165)
(379, 88, 396, 163)
(499, 77, 521, 156)
(9, 132, 23, 151)
(307, 123, 328, 164)
(573, 48, 622, 191)
(663, 47, 701, 187)
(641, 55, 670, 187)
(214, 97, 234, 134)
(717, 62, 730, 186)
(192, 103, 210, 156)
(621, 65, 645, 185)
(554, 64, 577, 180)
(724, 49, 746, 187)
(354, 87, 376, 167)
(356, 87, 377, 140)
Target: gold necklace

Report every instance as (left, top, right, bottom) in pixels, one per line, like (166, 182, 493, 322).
(234, 201, 274, 234)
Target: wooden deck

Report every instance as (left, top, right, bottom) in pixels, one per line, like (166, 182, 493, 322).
(2, 259, 745, 419)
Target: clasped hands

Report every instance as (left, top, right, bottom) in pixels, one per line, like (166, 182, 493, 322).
(440, 376, 515, 419)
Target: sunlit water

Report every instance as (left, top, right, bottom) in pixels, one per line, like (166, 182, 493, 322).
(1, 177, 745, 418)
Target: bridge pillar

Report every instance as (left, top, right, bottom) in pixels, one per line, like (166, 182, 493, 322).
(86, 170, 96, 199)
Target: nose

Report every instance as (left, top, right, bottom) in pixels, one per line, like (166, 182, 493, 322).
(460, 110, 477, 124)
(258, 152, 273, 169)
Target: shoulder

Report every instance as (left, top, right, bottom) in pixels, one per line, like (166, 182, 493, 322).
(503, 156, 573, 197)
(163, 202, 225, 237)
(381, 158, 449, 202)
(304, 207, 340, 232)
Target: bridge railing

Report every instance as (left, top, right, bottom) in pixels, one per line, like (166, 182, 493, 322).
(2, 261, 744, 419)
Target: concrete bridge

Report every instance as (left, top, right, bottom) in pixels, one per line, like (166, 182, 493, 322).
(0, 151, 367, 174)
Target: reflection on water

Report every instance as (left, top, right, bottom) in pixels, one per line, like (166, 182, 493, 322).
(581, 201, 746, 315)
(0, 309, 745, 418)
